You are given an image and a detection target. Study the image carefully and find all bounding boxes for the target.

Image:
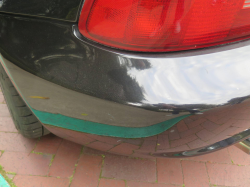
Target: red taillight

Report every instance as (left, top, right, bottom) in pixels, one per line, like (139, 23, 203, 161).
(78, 0, 250, 52)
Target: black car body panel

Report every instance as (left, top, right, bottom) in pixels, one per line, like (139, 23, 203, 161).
(1, 12, 250, 158)
(0, 0, 82, 21)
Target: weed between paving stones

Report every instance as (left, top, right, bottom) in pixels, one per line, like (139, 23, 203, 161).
(49, 155, 56, 167)
(0, 165, 17, 187)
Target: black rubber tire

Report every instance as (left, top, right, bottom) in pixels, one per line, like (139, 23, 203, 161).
(0, 63, 49, 138)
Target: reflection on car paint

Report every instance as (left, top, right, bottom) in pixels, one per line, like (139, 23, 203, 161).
(1, 15, 250, 157)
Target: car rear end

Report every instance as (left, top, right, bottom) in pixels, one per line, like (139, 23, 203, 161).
(1, 0, 250, 158)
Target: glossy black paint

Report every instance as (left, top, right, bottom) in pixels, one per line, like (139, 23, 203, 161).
(0, 15, 152, 106)
(0, 0, 82, 21)
(1, 15, 250, 112)
(1, 14, 250, 157)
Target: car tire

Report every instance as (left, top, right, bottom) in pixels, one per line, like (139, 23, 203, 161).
(0, 63, 49, 138)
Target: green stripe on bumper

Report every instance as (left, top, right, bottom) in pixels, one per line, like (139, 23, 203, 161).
(32, 109, 190, 138)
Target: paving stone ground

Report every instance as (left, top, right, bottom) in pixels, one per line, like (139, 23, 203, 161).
(0, 89, 250, 187)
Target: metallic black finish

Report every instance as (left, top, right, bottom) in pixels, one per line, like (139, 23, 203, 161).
(1, 14, 250, 157)
(0, 15, 157, 107)
(1, 15, 250, 112)
(0, 0, 82, 21)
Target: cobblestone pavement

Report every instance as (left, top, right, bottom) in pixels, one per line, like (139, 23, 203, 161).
(0, 89, 250, 187)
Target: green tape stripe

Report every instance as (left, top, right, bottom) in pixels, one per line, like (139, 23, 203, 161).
(32, 109, 190, 138)
(0, 174, 10, 187)
(1, 54, 190, 138)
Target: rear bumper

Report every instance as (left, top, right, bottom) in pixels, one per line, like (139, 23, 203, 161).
(1, 14, 250, 157)
(1, 57, 250, 158)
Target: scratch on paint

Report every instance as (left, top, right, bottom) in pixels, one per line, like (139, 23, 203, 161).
(108, 113, 115, 120)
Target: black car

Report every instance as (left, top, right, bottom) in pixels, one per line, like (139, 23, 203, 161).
(0, 0, 250, 158)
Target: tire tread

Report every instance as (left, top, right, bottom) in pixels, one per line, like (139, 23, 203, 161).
(0, 64, 49, 138)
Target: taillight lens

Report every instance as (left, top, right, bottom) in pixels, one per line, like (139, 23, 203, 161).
(78, 0, 250, 52)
